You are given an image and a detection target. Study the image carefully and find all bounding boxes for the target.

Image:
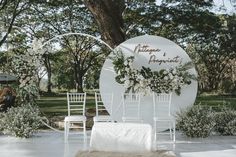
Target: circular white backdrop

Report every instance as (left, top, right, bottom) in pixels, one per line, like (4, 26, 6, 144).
(99, 35, 198, 125)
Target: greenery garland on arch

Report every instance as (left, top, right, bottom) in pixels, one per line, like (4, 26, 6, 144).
(112, 50, 197, 95)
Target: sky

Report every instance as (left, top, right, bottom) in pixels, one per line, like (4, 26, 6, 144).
(155, 0, 235, 14)
(213, 0, 236, 14)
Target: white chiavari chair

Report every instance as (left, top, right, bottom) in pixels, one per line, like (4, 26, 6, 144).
(64, 92, 87, 140)
(153, 92, 175, 143)
(122, 93, 142, 123)
(93, 92, 113, 123)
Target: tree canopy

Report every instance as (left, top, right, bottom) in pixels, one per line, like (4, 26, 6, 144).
(0, 0, 235, 94)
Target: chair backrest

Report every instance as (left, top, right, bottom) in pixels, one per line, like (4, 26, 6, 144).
(153, 92, 172, 118)
(67, 92, 86, 116)
(122, 93, 141, 119)
(95, 92, 113, 116)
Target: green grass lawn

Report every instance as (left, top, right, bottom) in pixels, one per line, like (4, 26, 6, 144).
(195, 95, 236, 110)
(36, 94, 236, 117)
(37, 93, 95, 117)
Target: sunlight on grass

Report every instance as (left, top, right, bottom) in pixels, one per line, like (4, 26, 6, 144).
(36, 94, 236, 118)
(36, 94, 95, 116)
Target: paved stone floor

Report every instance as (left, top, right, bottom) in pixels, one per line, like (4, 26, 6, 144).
(0, 130, 235, 157)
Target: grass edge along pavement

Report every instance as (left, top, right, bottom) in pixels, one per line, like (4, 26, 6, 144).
(37, 94, 236, 116)
(36, 93, 236, 130)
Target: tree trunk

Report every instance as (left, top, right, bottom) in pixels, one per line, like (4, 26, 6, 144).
(74, 71, 84, 93)
(84, 0, 126, 48)
(47, 69, 52, 93)
(74, 62, 79, 91)
(73, 61, 84, 92)
(77, 73, 84, 93)
(44, 55, 52, 93)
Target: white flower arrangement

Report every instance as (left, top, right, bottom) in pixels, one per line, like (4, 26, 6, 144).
(0, 38, 48, 138)
(12, 38, 46, 102)
(112, 50, 196, 95)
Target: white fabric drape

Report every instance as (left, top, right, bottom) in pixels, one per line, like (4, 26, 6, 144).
(90, 122, 152, 152)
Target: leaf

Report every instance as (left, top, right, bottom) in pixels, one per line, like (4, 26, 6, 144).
(178, 61, 195, 71)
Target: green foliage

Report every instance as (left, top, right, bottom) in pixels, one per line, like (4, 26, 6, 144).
(112, 50, 135, 85)
(1, 0, 235, 94)
(214, 108, 236, 135)
(176, 105, 215, 138)
(17, 85, 39, 103)
(52, 52, 75, 90)
(112, 50, 196, 95)
(11, 45, 42, 103)
(0, 0, 31, 47)
(83, 59, 104, 89)
(0, 104, 43, 138)
(0, 112, 4, 132)
(186, 14, 236, 93)
(177, 103, 236, 138)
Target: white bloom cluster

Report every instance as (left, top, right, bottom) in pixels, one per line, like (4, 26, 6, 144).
(176, 105, 215, 138)
(0, 104, 42, 138)
(112, 51, 195, 95)
(12, 38, 46, 102)
(214, 107, 236, 136)
(176, 105, 236, 137)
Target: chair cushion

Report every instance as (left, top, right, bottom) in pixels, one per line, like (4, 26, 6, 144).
(93, 115, 112, 122)
(122, 117, 143, 123)
(64, 115, 86, 121)
(153, 116, 175, 121)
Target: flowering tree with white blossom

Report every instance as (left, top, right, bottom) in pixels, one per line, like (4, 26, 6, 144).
(0, 38, 46, 138)
(12, 38, 45, 103)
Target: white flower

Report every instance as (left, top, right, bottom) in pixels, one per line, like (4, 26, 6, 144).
(137, 74, 144, 80)
(125, 67, 129, 72)
(26, 77, 31, 81)
(172, 68, 177, 74)
(124, 80, 130, 88)
(163, 70, 168, 75)
(117, 70, 121, 75)
(127, 58, 133, 66)
(19, 84, 24, 88)
(169, 73, 174, 79)
(139, 80, 145, 87)
(133, 84, 139, 91)
(124, 61, 128, 66)
(130, 80, 134, 86)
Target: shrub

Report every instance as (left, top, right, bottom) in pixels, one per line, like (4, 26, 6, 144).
(176, 105, 215, 138)
(0, 103, 43, 138)
(0, 113, 4, 132)
(214, 108, 236, 135)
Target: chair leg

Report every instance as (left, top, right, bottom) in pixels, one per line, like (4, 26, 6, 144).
(152, 120, 157, 150)
(169, 121, 172, 140)
(67, 122, 70, 140)
(83, 121, 87, 138)
(154, 120, 157, 142)
(64, 121, 68, 141)
(173, 121, 176, 143)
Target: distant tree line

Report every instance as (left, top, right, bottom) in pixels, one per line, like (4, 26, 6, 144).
(0, 0, 235, 94)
